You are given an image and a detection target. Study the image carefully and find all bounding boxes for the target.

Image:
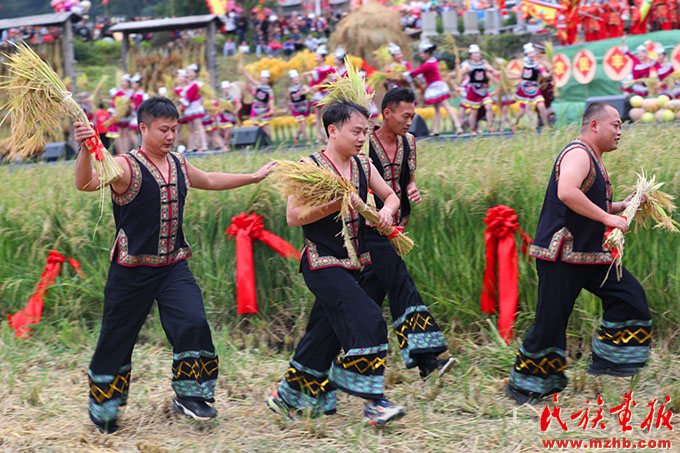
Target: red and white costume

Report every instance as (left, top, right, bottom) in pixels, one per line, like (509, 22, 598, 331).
(406, 57, 450, 105)
(621, 47, 656, 97)
(658, 63, 678, 98)
(178, 81, 205, 123)
(217, 94, 238, 128)
(514, 59, 545, 106)
(106, 89, 133, 139)
(461, 61, 493, 110)
(309, 65, 335, 107)
(128, 90, 148, 130)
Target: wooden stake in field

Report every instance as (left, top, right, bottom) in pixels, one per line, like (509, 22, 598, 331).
(604, 169, 679, 280)
(0, 41, 122, 184)
(274, 159, 415, 264)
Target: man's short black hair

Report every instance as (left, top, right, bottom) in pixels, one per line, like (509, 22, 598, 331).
(322, 100, 370, 136)
(581, 102, 613, 130)
(381, 87, 416, 114)
(137, 96, 179, 127)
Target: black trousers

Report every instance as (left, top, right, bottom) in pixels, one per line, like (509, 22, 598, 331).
(277, 254, 389, 416)
(88, 259, 218, 424)
(358, 228, 448, 369)
(509, 258, 651, 398)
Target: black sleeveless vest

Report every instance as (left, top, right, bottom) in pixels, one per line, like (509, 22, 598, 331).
(301, 151, 371, 270)
(368, 128, 416, 226)
(469, 62, 489, 85)
(110, 149, 192, 266)
(529, 140, 614, 264)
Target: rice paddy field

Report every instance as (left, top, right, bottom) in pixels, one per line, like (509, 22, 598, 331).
(1, 124, 679, 451)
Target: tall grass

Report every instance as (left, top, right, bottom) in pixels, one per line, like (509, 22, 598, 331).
(1, 124, 679, 347)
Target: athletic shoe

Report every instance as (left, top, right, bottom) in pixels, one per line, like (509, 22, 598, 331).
(504, 384, 534, 406)
(420, 357, 456, 381)
(90, 412, 119, 434)
(363, 398, 405, 426)
(266, 390, 297, 420)
(172, 397, 217, 420)
(586, 361, 639, 377)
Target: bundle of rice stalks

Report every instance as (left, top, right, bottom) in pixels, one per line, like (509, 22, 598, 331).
(76, 73, 89, 93)
(329, 1, 410, 66)
(374, 45, 393, 69)
(244, 57, 287, 82)
(604, 169, 679, 279)
(623, 77, 660, 97)
(368, 71, 389, 90)
(274, 158, 415, 262)
(286, 49, 316, 73)
(88, 75, 108, 106)
(0, 42, 121, 183)
(203, 99, 221, 117)
(493, 57, 517, 105)
(104, 96, 132, 127)
(218, 98, 235, 112)
(317, 57, 373, 109)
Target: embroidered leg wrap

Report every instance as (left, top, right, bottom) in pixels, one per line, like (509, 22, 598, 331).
(172, 350, 219, 402)
(591, 319, 651, 372)
(394, 305, 448, 369)
(88, 364, 131, 424)
(509, 346, 568, 398)
(277, 360, 337, 417)
(329, 345, 387, 400)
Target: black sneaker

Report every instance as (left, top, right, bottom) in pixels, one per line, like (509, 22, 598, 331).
(587, 361, 639, 377)
(89, 412, 119, 434)
(504, 384, 535, 406)
(420, 357, 456, 380)
(172, 397, 217, 420)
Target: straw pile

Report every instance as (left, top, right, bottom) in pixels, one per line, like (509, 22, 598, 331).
(604, 169, 678, 279)
(0, 42, 121, 183)
(274, 158, 415, 262)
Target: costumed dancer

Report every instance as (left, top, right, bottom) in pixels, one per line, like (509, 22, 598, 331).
(288, 69, 311, 145)
(403, 39, 463, 135)
(73, 96, 276, 433)
(201, 100, 227, 151)
(244, 69, 275, 138)
(181, 64, 208, 152)
(652, 0, 671, 30)
(629, 1, 649, 34)
(581, 0, 606, 42)
(385, 42, 413, 91)
(620, 37, 656, 97)
(535, 43, 556, 125)
(656, 45, 678, 98)
(105, 87, 120, 152)
(360, 87, 453, 378)
(173, 69, 188, 149)
(267, 100, 406, 426)
(605, 0, 625, 38)
(305, 45, 335, 142)
(333, 46, 348, 79)
(111, 74, 134, 155)
(459, 44, 498, 134)
(127, 73, 148, 149)
(512, 43, 550, 131)
(505, 102, 651, 404)
(217, 81, 240, 150)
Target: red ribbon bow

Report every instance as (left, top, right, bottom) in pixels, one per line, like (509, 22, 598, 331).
(84, 133, 105, 161)
(225, 212, 300, 314)
(480, 205, 532, 344)
(7, 250, 82, 339)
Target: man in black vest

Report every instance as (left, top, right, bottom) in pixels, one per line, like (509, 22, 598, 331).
(359, 87, 452, 380)
(268, 100, 407, 426)
(73, 97, 275, 433)
(505, 102, 651, 405)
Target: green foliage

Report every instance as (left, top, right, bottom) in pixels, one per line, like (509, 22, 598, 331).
(74, 39, 122, 66)
(1, 125, 679, 348)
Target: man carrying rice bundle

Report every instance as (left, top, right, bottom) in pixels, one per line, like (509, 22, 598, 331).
(361, 87, 453, 379)
(267, 100, 407, 426)
(73, 96, 275, 433)
(505, 103, 652, 405)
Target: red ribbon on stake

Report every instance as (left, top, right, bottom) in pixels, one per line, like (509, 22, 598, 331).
(225, 212, 300, 314)
(7, 250, 82, 338)
(480, 205, 533, 343)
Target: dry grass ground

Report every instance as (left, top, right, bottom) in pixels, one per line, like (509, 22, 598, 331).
(1, 322, 679, 453)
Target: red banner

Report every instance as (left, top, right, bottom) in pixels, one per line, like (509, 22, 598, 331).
(480, 205, 532, 343)
(7, 250, 82, 338)
(225, 212, 300, 314)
